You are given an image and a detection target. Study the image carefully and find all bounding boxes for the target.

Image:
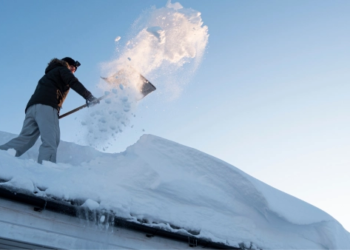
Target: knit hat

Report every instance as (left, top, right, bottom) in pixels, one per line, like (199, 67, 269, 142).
(61, 57, 81, 71)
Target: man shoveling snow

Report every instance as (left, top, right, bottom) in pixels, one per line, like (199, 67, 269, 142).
(0, 57, 99, 164)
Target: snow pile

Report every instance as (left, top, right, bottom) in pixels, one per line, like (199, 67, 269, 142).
(0, 131, 349, 249)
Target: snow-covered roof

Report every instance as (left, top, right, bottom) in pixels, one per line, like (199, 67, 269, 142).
(0, 131, 349, 249)
(0, 191, 208, 249)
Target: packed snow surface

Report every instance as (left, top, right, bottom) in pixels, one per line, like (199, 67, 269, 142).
(0, 131, 349, 249)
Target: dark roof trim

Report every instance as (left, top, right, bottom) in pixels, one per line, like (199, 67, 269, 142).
(0, 187, 241, 249)
(0, 236, 55, 250)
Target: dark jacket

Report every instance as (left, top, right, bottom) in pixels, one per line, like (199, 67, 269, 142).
(25, 58, 91, 114)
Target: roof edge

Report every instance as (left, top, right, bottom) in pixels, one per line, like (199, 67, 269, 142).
(0, 186, 241, 249)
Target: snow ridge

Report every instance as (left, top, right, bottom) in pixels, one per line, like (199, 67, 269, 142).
(0, 131, 349, 249)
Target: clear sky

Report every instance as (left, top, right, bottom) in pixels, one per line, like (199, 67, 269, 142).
(0, 0, 349, 231)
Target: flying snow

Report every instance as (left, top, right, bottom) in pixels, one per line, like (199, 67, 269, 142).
(80, 1, 209, 151)
(146, 26, 165, 43)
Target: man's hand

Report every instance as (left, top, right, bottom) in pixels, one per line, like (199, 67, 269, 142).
(86, 94, 100, 107)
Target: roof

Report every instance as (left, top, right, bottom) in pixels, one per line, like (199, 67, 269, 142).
(0, 186, 238, 249)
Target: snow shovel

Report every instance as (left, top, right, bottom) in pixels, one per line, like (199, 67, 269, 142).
(59, 73, 156, 119)
(101, 68, 156, 98)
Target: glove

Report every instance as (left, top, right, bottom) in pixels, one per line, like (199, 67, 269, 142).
(86, 94, 100, 107)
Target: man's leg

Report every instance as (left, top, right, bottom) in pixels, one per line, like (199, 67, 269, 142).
(0, 106, 40, 156)
(35, 104, 60, 164)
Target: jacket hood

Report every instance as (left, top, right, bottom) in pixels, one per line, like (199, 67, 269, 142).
(45, 58, 69, 74)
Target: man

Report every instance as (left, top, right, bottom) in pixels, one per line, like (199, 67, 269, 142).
(0, 57, 99, 164)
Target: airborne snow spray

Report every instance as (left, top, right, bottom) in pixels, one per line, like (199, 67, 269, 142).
(82, 1, 209, 151)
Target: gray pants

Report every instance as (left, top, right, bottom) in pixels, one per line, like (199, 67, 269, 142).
(0, 104, 60, 164)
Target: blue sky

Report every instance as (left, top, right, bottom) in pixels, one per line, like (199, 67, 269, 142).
(0, 1, 349, 231)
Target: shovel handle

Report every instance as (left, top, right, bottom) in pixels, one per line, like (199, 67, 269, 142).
(59, 95, 105, 119)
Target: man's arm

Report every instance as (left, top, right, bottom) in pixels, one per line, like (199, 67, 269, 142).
(59, 67, 91, 99)
(59, 67, 100, 106)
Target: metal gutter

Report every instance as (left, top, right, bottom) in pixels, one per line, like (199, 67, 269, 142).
(0, 186, 241, 249)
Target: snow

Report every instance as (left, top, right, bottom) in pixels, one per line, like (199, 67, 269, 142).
(82, 199, 100, 210)
(166, 0, 183, 11)
(0, 130, 349, 249)
(100, 0, 209, 101)
(108, 2, 208, 75)
(78, 1, 209, 152)
(146, 26, 165, 43)
(0, 197, 194, 249)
